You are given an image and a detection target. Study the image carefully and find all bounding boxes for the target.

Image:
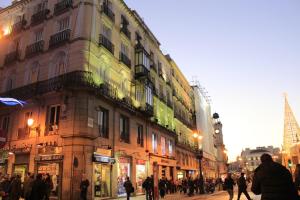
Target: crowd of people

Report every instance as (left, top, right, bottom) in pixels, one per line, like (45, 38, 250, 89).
(0, 172, 53, 200)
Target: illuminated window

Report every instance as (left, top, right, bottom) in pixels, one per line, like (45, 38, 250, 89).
(46, 105, 60, 134)
(168, 140, 173, 156)
(161, 136, 166, 155)
(152, 133, 157, 153)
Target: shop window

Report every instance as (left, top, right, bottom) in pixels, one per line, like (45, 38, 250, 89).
(137, 124, 143, 147)
(117, 157, 130, 196)
(161, 136, 166, 155)
(46, 105, 60, 135)
(97, 108, 109, 138)
(120, 115, 129, 143)
(152, 133, 157, 153)
(93, 163, 111, 198)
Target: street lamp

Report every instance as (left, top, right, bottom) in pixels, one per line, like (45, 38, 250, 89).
(27, 118, 34, 127)
(192, 131, 205, 194)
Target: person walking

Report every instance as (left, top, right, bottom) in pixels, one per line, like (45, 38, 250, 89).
(23, 172, 34, 200)
(251, 153, 299, 200)
(142, 176, 153, 200)
(44, 173, 54, 200)
(158, 178, 166, 198)
(237, 173, 252, 200)
(123, 176, 134, 200)
(31, 173, 46, 200)
(80, 173, 90, 200)
(188, 177, 194, 196)
(295, 164, 300, 194)
(224, 173, 235, 200)
(8, 174, 22, 200)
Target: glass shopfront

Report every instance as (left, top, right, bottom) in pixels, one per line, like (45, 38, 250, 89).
(14, 164, 28, 182)
(35, 154, 63, 200)
(93, 163, 111, 198)
(117, 157, 131, 196)
(136, 160, 146, 194)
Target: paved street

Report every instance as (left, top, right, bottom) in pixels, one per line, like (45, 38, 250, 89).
(118, 189, 262, 200)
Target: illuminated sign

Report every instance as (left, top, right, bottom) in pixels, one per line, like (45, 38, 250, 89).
(0, 98, 26, 106)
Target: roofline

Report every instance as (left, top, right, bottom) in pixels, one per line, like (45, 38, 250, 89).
(0, 0, 31, 14)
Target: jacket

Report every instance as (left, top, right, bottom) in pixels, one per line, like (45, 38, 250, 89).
(251, 161, 299, 200)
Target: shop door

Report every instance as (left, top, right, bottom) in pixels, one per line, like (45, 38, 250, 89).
(136, 161, 146, 194)
(93, 163, 111, 198)
(37, 162, 62, 200)
(13, 164, 28, 182)
(117, 157, 131, 196)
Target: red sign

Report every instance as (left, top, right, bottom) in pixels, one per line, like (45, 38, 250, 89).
(0, 130, 7, 148)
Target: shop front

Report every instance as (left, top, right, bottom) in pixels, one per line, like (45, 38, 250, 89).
(150, 154, 176, 180)
(13, 153, 30, 182)
(117, 157, 131, 197)
(136, 159, 146, 194)
(0, 151, 8, 175)
(35, 153, 63, 200)
(92, 152, 115, 199)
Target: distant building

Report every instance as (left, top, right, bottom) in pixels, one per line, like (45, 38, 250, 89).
(241, 146, 280, 172)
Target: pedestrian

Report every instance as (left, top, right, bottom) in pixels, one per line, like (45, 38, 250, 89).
(188, 176, 194, 196)
(224, 173, 235, 200)
(295, 164, 300, 193)
(142, 176, 153, 200)
(30, 173, 46, 200)
(8, 174, 22, 200)
(251, 153, 299, 200)
(123, 176, 134, 200)
(237, 173, 252, 200)
(80, 173, 90, 200)
(44, 173, 54, 200)
(158, 178, 166, 198)
(23, 172, 34, 200)
(0, 174, 10, 200)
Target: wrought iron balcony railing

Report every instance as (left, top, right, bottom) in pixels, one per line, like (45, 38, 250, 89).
(49, 29, 71, 48)
(25, 40, 44, 58)
(4, 51, 19, 65)
(54, 0, 73, 15)
(31, 9, 50, 25)
(101, 4, 115, 22)
(120, 52, 131, 68)
(11, 20, 26, 35)
(99, 34, 114, 54)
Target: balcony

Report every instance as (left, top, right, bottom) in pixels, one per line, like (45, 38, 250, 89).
(119, 52, 131, 68)
(120, 27, 131, 39)
(99, 34, 114, 54)
(4, 51, 19, 65)
(54, 0, 73, 16)
(25, 40, 44, 58)
(101, 4, 115, 22)
(11, 20, 25, 35)
(135, 65, 149, 79)
(144, 103, 154, 116)
(31, 9, 50, 25)
(49, 29, 71, 48)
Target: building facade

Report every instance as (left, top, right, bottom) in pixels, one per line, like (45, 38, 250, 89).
(0, 0, 209, 199)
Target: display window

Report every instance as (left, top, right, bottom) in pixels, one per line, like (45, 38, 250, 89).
(117, 157, 131, 196)
(136, 160, 146, 194)
(93, 163, 111, 198)
(37, 162, 61, 199)
(13, 164, 28, 182)
(177, 171, 184, 180)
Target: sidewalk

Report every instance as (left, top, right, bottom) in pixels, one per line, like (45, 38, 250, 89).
(117, 191, 226, 200)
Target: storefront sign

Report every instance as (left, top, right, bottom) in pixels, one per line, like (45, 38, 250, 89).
(13, 147, 31, 154)
(161, 159, 170, 164)
(35, 154, 64, 161)
(93, 153, 115, 164)
(96, 148, 112, 157)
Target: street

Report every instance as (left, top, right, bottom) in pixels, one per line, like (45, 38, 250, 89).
(118, 188, 261, 200)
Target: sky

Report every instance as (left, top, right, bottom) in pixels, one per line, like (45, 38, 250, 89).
(1, 0, 300, 161)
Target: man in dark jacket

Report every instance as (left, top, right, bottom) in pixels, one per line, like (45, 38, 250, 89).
(224, 173, 235, 200)
(142, 176, 153, 200)
(251, 153, 299, 200)
(30, 173, 46, 200)
(123, 177, 133, 200)
(237, 173, 252, 200)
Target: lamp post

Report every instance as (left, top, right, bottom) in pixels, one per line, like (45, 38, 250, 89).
(193, 131, 205, 194)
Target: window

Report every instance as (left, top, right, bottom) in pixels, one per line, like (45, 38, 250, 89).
(152, 133, 157, 153)
(137, 124, 143, 147)
(35, 30, 43, 42)
(145, 85, 153, 106)
(46, 105, 60, 134)
(34, 1, 47, 13)
(57, 17, 69, 32)
(121, 42, 128, 56)
(102, 25, 112, 39)
(161, 136, 166, 155)
(97, 108, 109, 138)
(168, 140, 173, 156)
(0, 115, 9, 132)
(135, 84, 143, 102)
(120, 115, 129, 143)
